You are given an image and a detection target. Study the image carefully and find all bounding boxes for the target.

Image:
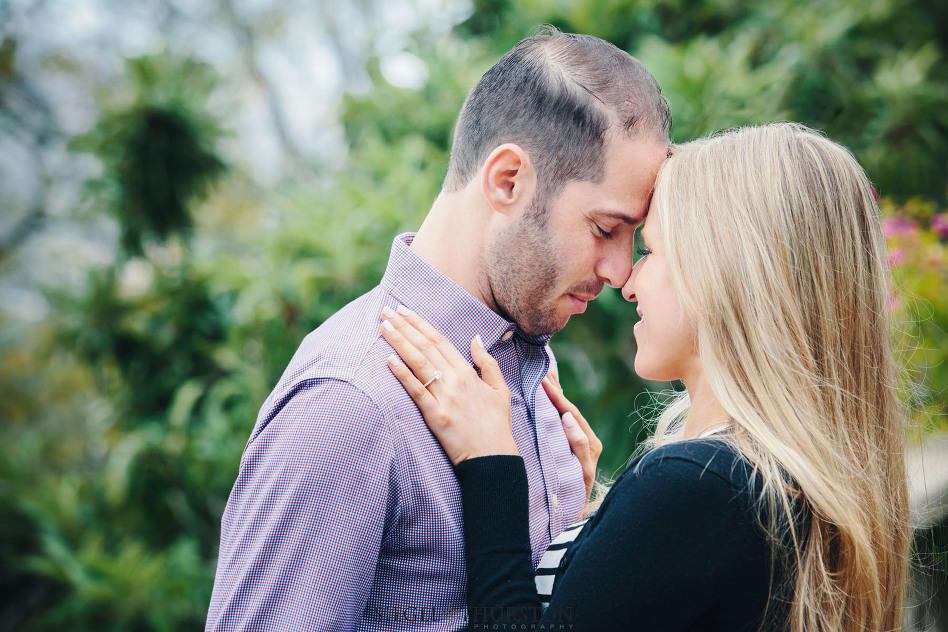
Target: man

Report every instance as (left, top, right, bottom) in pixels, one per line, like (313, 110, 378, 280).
(206, 27, 670, 631)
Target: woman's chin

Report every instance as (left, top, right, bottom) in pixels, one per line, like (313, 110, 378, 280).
(634, 355, 679, 383)
(633, 356, 656, 381)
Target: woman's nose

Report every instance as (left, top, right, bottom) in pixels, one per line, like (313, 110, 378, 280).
(621, 262, 639, 302)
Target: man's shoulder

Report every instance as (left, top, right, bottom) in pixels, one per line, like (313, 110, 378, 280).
(278, 287, 395, 384)
(291, 286, 389, 380)
(256, 285, 420, 429)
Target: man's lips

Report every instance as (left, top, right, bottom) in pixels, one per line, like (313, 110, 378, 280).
(568, 293, 596, 314)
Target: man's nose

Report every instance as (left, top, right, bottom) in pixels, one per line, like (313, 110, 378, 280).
(597, 248, 635, 290)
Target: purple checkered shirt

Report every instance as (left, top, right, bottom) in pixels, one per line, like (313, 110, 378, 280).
(206, 233, 586, 631)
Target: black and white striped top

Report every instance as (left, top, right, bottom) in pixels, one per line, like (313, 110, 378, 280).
(534, 518, 589, 608)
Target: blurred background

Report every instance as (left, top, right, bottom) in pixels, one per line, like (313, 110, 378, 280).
(1, 0, 946, 629)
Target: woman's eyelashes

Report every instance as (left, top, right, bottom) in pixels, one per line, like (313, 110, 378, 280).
(636, 246, 652, 258)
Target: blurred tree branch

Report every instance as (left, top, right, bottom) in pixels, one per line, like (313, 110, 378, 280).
(0, 202, 45, 263)
(216, 0, 304, 168)
(0, 38, 61, 262)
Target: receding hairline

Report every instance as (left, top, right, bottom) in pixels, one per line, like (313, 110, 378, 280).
(532, 31, 671, 140)
(443, 27, 672, 196)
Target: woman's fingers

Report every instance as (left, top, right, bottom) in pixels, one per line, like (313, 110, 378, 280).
(381, 308, 519, 466)
(542, 374, 577, 417)
(562, 412, 590, 459)
(546, 368, 561, 390)
(542, 375, 603, 499)
(562, 412, 594, 499)
(470, 335, 508, 395)
(542, 376, 601, 456)
(543, 375, 591, 439)
(387, 305, 468, 370)
(380, 316, 449, 392)
(387, 354, 439, 418)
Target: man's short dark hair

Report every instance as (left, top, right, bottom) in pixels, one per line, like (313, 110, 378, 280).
(443, 26, 672, 209)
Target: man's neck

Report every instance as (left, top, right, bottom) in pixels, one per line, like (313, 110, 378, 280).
(409, 191, 496, 311)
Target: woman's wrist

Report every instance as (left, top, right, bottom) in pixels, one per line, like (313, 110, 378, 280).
(451, 439, 520, 466)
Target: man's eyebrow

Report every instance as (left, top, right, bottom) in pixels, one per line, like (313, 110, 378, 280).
(592, 210, 642, 226)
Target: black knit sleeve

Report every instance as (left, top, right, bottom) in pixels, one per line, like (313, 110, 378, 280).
(453, 455, 543, 627)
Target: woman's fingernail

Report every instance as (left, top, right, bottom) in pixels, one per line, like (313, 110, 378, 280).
(388, 354, 401, 366)
(382, 320, 395, 332)
(562, 412, 577, 428)
(381, 306, 396, 318)
(396, 304, 414, 316)
(473, 334, 484, 348)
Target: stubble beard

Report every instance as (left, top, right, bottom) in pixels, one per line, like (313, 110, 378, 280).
(484, 209, 565, 336)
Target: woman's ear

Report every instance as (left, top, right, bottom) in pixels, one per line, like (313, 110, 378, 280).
(480, 143, 537, 217)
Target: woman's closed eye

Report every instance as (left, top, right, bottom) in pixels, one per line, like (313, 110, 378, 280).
(636, 246, 652, 258)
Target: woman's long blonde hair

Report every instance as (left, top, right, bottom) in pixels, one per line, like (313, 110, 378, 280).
(648, 123, 909, 631)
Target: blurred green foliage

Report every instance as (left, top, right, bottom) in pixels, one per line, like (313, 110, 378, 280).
(1, 1, 946, 629)
(883, 202, 948, 438)
(70, 57, 228, 256)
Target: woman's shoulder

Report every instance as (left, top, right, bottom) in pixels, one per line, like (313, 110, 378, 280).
(578, 439, 770, 569)
(611, 438, 759, 503)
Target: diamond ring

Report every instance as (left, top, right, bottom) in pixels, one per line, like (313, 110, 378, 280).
(422, 370, 443, 388)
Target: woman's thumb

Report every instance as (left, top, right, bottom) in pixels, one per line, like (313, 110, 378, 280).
(471, 335, 506, 390)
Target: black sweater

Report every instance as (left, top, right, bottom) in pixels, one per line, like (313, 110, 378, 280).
(455, 439, 793, 631)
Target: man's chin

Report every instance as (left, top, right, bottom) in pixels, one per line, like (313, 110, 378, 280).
(501, 298, 573, 337)
(517, 312, 570, 337)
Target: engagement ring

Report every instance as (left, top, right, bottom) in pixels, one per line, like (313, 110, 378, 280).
(422, 370, 442, 388)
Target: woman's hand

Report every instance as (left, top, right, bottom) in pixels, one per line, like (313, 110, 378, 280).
(542, 372, 602, 502)
(380, 305, 519, 466)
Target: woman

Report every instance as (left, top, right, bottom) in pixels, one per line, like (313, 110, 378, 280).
(379, 123, 909, 631)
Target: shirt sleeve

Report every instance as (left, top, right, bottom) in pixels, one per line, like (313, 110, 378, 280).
(206, 379, 399, 632)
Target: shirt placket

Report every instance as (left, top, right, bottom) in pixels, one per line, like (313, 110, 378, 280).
(492, 330, 554, 566)
(517, 341, 561, 539)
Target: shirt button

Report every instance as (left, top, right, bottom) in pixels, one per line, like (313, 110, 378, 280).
(550, 493, 559, 509)
(501, 330, 514, 342)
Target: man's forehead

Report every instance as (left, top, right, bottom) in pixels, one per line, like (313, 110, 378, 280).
(603, 138, 666, 193)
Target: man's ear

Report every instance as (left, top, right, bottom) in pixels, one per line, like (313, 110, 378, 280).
(480, 144, 536, 216)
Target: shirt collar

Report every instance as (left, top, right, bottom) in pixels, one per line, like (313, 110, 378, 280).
(380, 233, 551, 359)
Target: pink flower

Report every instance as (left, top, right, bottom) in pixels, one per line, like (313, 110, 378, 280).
(882, 217, 918, 238)
(888, 249, 905, 267)
(931, 213, 948, 240)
